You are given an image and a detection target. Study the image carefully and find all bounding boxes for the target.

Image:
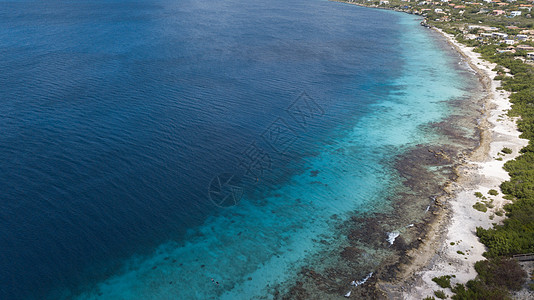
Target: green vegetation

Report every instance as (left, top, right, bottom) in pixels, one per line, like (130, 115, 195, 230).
(472, 202, 487, 213)
(474, 192, 483, 198)
(488, 189, 499, 196)
(457, 250, 465, 255)
(501, 147, 513, 154)
(434, 290, 447, 299)
(432, 275, 453, 289)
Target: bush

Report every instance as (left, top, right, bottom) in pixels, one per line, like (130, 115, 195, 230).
(432, 275, 452, 289)
(434, 290, 447, 299)
(451, 281, 509, 300)
(475, 258, 527, 291)
(474, 192, 484, 198)
(473, 202, 487, 212)
(488, 189, 499, 196)
(502, 147, 513, 154)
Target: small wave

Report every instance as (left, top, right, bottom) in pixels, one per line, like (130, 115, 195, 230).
(350, 272, 373, 287)
(386, 231, 400, 245)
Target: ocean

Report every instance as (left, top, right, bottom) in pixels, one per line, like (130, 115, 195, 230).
(0, 0, 481, 299)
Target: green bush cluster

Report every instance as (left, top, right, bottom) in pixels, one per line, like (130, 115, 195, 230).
(450, 258, 525, 299)
(434, 290, 447, 299)
(501, 147, 512, 154)
(432, 275, 452, 289)
(472, 202, 487, 213)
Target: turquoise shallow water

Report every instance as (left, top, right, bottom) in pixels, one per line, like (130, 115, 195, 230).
(0, 0, 480, 299)
(67, 9, 474, 300)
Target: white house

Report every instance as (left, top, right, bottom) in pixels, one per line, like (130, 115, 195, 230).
(517, 34, 529, 41)
(504, 39, 517, 45)
(492, 32, 509, 39)
(510, 11, 522, 17)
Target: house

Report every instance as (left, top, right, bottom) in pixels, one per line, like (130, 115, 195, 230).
(517, 34, 529, 41)
(480, 33, 494, 38)
(504, 39, 517, 45)
(493, 10, 506, 15)
(510, 11, 522, 17)
(492, 32, 509, 39)
(435, 8, 443, 13)
(516, 44, 534, 51)
(465, 34, 478, 40)
(527, 52, 534, 60)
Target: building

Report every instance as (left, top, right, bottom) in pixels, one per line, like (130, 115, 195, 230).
(517, 44, 534, 51)
(527, 52, 534, 60)
(504, 39, 516, 45)
(492, 32, 509, 39)
(510, 11, 522, 17)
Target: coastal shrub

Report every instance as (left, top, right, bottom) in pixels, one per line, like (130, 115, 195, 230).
(432, 275, 452, 289)
(501, 147, 513, 154)
(472, 202, 487, 213)
(423, 297, 436, 300)
(474, 258, 526, 291)
(495, 210, 504, 217)
(488, 189, 499, 196)
(476, 219, 534, 257)
(451, 281, 509, 300)
(474, 192, 483, 198)
(434, 290, 447, 299)
(457, 250, 465, 255)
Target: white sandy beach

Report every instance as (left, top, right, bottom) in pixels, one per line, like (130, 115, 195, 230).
(401, 29, 529, 299)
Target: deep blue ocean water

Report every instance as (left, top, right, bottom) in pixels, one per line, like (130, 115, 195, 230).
(0, 0, 477, 299)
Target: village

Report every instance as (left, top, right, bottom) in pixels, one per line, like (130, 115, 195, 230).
(346, 0, 534, 62)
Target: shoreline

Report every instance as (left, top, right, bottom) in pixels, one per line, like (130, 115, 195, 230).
(281, 10, 496, 298)
(329, 1, 528, 297)
(358, 21, 528, 299)
(399, 28, 529, 299)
